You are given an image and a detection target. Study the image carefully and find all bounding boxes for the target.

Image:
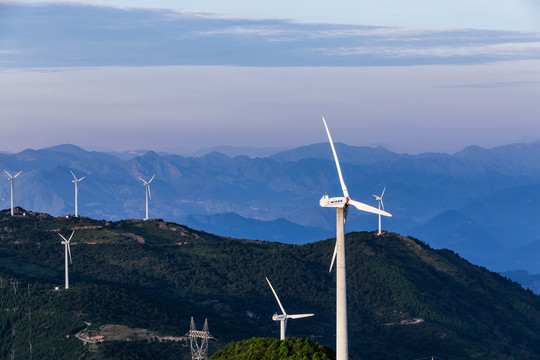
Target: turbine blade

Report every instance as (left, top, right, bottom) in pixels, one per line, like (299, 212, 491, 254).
(67, 243, 72, 264)
(13, 171, 22, 178)
(381, 187, 386, 197)
(322, 117, 349, 198)
(78, 176, 85, 182)
(148, 174, 155, 183)
(68, 230, 75, 242)
(70, 170, 77, 180)
(380, 199, 385, 211)
(3, 170, 12, 178)
(58, 233, 68, 242)
(138, 177, 145, 183)
(349, 199, 392, 217)
(148, 185, 151, 200)
(343, 205, 349, 223)
(266, 277, 287, 315)
(329, 241, 337, 272)
(288, 314, 314, 319)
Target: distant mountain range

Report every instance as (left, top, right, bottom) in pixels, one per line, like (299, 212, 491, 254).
(1, 141, 540, 276)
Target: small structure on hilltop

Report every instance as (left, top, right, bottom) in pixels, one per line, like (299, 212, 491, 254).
(186, 317, 214, 360)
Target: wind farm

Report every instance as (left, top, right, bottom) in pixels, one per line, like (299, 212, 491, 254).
(0, 137, 538, 359)
(1, 208, 539, 359)
(1, 1, 539, 358)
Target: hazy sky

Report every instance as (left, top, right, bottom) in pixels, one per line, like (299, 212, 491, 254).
(1, 1, 539, 154)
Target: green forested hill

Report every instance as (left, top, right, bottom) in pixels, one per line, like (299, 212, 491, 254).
(209, 337, 335, 360)
(0, 208, 539, 359)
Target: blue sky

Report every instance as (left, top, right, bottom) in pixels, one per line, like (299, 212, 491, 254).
(1, 1, 539, 154)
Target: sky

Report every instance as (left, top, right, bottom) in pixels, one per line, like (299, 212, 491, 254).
(1, 1, 540, 154)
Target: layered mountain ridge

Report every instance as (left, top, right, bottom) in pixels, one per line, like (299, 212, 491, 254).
(1, 141, 539, 276)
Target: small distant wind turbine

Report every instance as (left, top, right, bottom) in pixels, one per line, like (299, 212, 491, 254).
(319, 116, 391, 360)
(138, 175, 155, 220)
(4, 170, 22, 216)
(70, 170, 85, 217)
(58, 231, 74, 289)
(373, 187, 386, 235)
(265, 277, 314, 340)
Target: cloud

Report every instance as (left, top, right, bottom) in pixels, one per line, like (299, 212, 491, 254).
(1, 3, 540, 68)
(319, 41, 540, 59)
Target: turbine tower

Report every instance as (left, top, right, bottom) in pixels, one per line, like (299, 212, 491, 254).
(186, 317, 214, 360)
(319, 117, 391, 360)
(373, 187, 386, 235)
(58, 231, 74, 289)
(138, 175, 155, 220)
(4, 170, 22, 216)
(70, 170, 85, 217)
(266, 277, 314, 340)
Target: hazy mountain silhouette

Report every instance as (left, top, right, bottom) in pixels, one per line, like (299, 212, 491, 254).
(1, 141, 540, 275)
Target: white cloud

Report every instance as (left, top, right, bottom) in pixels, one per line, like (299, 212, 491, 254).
(317, 41, 540, 59)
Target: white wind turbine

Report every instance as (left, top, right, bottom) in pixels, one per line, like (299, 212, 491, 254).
(138, 175, 155, 220)
(319, 117, 392, 360)
(70, 170, 85, 217)
(266, 277, 314, 340)
(4, 170, 22, 216)
(58, 231, 74, 289)
(373, 187, 386, 235)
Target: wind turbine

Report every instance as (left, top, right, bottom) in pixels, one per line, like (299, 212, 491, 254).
(70, 170, 85, 217)
(265, 277, 314, 340)
(58, 231, 74, 289)
(373, 187, 386, 235)
(138, 175, 155, 220)
(319, 117, 391, 360)
(4, 170, 22, 216)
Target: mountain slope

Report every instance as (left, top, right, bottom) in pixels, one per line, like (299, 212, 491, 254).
(0, 210, 539, 359)
(183, 212, 333, 244)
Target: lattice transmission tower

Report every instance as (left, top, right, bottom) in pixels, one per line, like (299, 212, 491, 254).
(186, 317, 214, 360)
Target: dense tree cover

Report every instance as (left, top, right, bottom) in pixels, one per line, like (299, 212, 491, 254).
(209, 337, 335, 360)
(0, 209, 539, 359)
(0, 273, 85, 359)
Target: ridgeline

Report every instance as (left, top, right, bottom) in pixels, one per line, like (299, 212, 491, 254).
(0, 208, 539, 359)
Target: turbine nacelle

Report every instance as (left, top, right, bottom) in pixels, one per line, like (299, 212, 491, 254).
(320, 194, 391, 217)
(320, 194, 347, 208)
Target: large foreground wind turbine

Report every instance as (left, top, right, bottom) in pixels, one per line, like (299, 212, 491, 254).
(70, 170, 85, 217)
(319, 117, 391, 360)
(266, 277, 314, 340)
(373, 187, 386, 235)
(138, 175, 155, 220)
(58, 231, 74, 289)
(4, 170, 22, 216)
